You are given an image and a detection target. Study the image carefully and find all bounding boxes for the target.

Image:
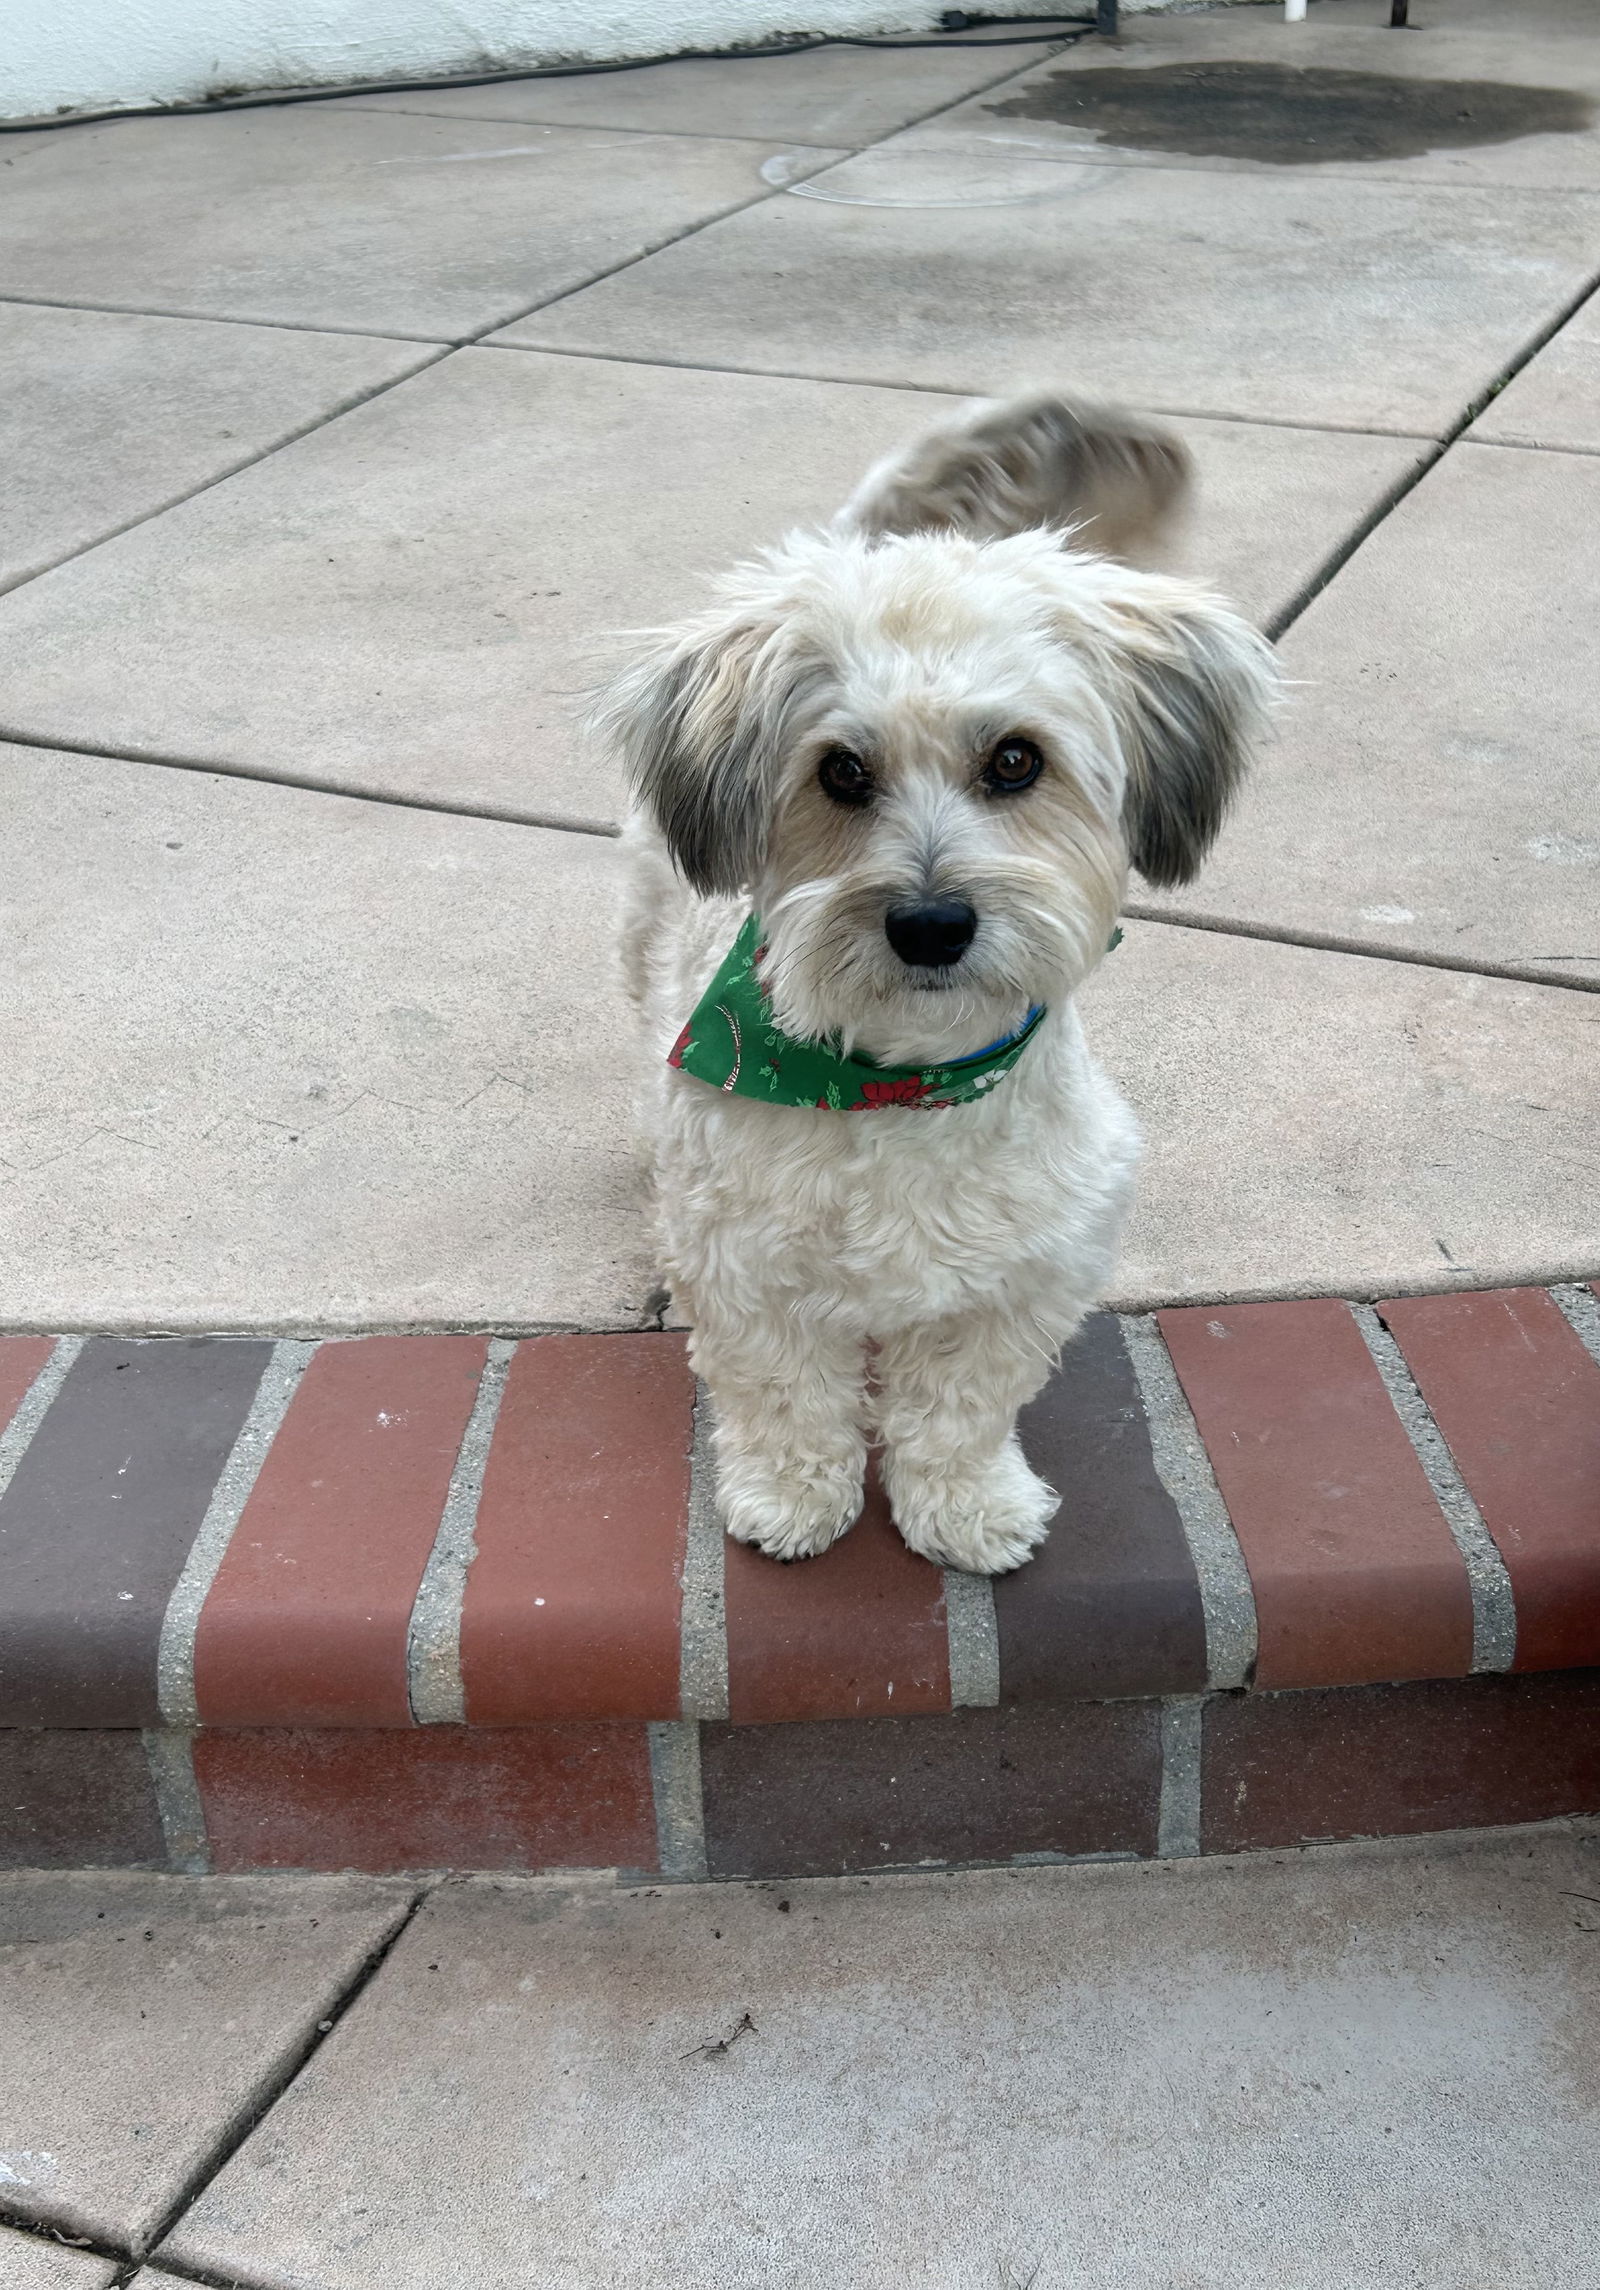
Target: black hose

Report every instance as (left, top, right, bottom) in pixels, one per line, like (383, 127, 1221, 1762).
(0, 16, 1096, 136)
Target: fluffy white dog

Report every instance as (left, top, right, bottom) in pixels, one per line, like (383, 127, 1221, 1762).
(601, 394, 1276, 1575)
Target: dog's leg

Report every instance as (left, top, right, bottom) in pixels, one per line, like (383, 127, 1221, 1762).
(875, 1308, 1058, 1574)
(697, 1307, 868, 1562)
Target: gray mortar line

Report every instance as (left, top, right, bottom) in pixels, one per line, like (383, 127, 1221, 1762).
(642, 1378, 729, 1883)
(1156, 1697, 1203, 1861)
(156, 1338, 317, 1726)
(1119, 1313, 1257, 1690)
(0, 1334, 83, 1502)
(943, 1567, 1000, 1707)
(1551, 1281, 1600, 1371)
(143, 1729, 211, 1873)
(1352, 1303, 1516, 1674)
(647, 1721, 708, 1883)
(407, 1335, 515, 1724)
(679, 1380, 730, 1722)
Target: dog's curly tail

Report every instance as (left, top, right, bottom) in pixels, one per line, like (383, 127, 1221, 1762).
(835, 390, 1190, 567)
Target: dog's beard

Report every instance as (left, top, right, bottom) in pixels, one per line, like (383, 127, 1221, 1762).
(758, 859, 1112, 1065)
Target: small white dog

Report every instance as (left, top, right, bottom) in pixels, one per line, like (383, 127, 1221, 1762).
(601, 394, 1276, 1575)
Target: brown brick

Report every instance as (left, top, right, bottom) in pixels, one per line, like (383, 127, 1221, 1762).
(701, 1701, 1161, 1877)
(724, 1462, 949, 1724)
(0, 1337, 54, 1432)
(1381, 1288, 1600, 1672)
(462, 1336, 692, 1724)
(194, 1336, 487, 1727)
(194, 1724, 658, 1873)
(0, 1730, 166, 1868)
(1202, 1671, 1600, 1852)
(0, 1338, 273, 1725)
(996, 1314, 1206, 1700)
(1159, 1300, 1472, 1689)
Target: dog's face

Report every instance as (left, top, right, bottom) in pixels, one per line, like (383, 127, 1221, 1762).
(604, 526, 1275, 1059)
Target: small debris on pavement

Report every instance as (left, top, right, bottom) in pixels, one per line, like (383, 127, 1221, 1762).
(682, 2010, 757, 2062)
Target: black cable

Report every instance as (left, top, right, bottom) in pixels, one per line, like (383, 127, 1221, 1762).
(1, 17, 1094, 135)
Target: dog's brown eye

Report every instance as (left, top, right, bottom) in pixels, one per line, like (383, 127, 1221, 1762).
(818, 748, 874, 807)
(983, 736, 1044, 795)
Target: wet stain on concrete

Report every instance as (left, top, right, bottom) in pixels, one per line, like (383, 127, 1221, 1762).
(983, 61, 1594, 167)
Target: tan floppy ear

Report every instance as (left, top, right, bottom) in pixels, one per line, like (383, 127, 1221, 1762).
(838, 390, 1191, 564)
(595, 613, 806, 896)
(1099, 576, 1279, 888)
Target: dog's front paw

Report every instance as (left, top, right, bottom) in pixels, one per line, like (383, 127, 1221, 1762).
(887, 1438, 1055, 1575)
(719, 1449, 864, 1563)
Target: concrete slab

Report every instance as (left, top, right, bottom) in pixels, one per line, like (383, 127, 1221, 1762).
(3, 755, 1591, 1330)
(0, 345, 1424, 819)
(337, 33, 1067, 147)
(0, 1869, 412, 2255)
(1089, 919, 1599, 1308)
(0, 106, 837, 339)
(510, 158, 1600, 433)
(1468, 293, 1600, 453)
(1147, 443, 1600, 988)
(0, 744, 655, 1333)
(906, 0, 1600, 191)
(0, 303, 434, 596)
(0, 2229, 116, 2289)
(159, 1829, 1600, 2290)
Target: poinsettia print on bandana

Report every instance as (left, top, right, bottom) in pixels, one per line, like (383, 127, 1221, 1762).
(671, 913, 1049, 1114)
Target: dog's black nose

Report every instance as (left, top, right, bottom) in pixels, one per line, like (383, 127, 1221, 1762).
(885, 898, 978, 969)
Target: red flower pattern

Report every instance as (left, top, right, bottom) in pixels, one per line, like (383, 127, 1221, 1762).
(858, 1076, 934, 1108)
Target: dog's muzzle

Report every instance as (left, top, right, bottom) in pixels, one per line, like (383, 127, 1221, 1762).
(884, 898, 977, 969)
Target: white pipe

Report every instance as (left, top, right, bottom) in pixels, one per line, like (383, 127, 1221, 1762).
(1285, 0, 1307, 18)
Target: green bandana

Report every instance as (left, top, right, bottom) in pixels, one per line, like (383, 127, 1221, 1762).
(669, 913, 1070, 1112)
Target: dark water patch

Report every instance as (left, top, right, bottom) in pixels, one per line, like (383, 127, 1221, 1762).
(984, 60, 1595, 166)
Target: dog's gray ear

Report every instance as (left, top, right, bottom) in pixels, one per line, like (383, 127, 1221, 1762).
(596, 616, 786, 895)
(838, 391, 1191, 564)
(1101, 580, 1279, 889)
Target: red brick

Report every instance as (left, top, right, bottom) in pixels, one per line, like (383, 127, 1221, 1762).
(195, 1724, 658, 1873)
(1159, 1300, 1472, 1689)
(724, 1463, 950, 1725)
(0, 1337, 54, 1432)
(461, 1336, 692, 1724)
(194, 1336, 487, 1728)
(1202, 1672, 1600, 1852)
(1381, 1288, 1600, 1672)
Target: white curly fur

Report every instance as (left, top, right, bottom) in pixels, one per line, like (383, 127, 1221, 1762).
(604, 397, 1276, 1574)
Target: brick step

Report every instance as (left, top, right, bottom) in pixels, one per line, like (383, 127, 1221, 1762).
(3, 1284, 1598, 1878)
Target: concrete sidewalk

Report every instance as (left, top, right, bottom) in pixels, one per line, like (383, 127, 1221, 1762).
(3, 1827, 1599, 2286)
(0, 0, 1596, 1332)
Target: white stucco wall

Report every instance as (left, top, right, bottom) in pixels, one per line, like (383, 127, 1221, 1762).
(4, 0, 1170, 125)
